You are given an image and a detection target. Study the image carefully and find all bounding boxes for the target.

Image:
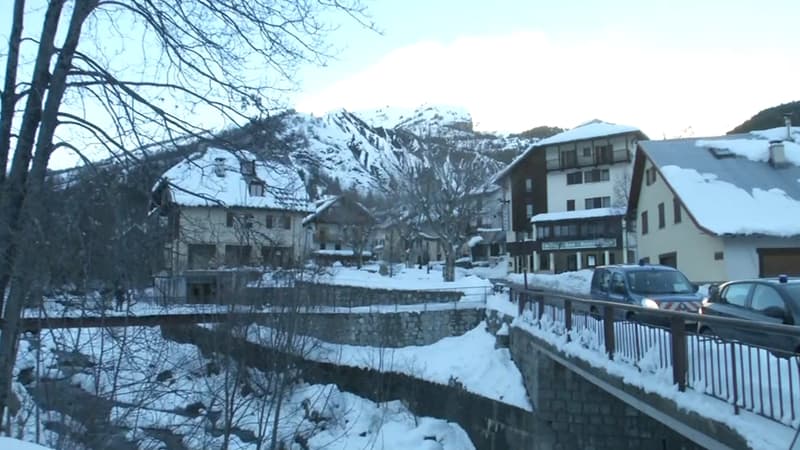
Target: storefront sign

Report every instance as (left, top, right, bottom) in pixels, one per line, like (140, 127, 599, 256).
(541, 238, 617, 251)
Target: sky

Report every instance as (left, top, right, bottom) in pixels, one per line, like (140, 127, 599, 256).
(293, 0, 800, 138)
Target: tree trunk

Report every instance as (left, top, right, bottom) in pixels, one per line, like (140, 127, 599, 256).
(0, 0, 26, 187)
(0, 0, 94, 426)
(0, 0, 65, 313)
(444, 250, 456, 282)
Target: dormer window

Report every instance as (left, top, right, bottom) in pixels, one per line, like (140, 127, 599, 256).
(241, 160, 256, 176)
(249, 181, 265, 197)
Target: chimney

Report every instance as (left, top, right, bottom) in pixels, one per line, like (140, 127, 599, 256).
(213, 157, 226, 177)
(785, 113, 793, 141)
(769, 140, 789, 168)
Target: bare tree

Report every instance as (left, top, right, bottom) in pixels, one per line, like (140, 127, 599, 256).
(0, 0, 372, 427)
(396, 148, 492, 282)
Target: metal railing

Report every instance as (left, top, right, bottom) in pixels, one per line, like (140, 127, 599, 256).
(510, 287, 800, 429)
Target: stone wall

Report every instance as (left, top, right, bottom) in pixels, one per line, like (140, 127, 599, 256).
(246, 281, 465, 307)
(253, 307, 485, 348)
(509, 326, 707, 450)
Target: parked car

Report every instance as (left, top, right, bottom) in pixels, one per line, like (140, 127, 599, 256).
(590, 263, 703, 324)
(698, 276, 800, 356)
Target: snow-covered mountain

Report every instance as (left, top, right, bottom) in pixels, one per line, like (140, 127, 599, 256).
(54, 105, 536, 199)
(273, 105, 535, 196)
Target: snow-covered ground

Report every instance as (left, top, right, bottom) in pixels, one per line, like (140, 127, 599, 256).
(507, 269, 593, 295)
(246, 316, 531, 412)
(11, 325, 476, 450)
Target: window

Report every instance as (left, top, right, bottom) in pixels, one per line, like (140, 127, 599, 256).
(582, 147, 592, 157)
(595, 144, 613, 164)
(225, 245, 251, 267)
(265, 214, 274, 228)
(645, 167, 657, 185)
(587, 254, 597, 267)
(525, 178, 533, 192)
(538, 225, 550, 239)
(248, 181, 265, 196)
(751, 285, 785, 313)
(585, 196, 610, 209)
(673, 197, 682, 224)
(281, 215, 291, 229)
(641, 211, 649, 234)
(566, 199, 575, 211)
(526, 203, 534, 218)
(560, 149, 577, 168)
(714, 251, 724, 260)
(226, 212, 235, 227)
(658, 203, 665, 229)
(240, 160, 255, 176)
(721, 283, 751, 307)
(584, 169, 610, 183)
(566, 171, 583, 185)
(592, 269, 611, 291)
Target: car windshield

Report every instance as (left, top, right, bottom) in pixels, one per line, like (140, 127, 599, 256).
(625, 270, 694, 295)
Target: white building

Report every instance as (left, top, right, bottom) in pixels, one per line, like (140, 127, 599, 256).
(529, 120, 646, 272)
(629, 124, 800, 282)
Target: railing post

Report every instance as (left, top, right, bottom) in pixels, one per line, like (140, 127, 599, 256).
(537, 294, 544, 323)
(523, 269, 528, 290)
(517, 291, 525, 316)
(564, 299, 572, 342)
(670, 316, 688, 392)
(603, 305, 615, 360)
(729, 342, 740, 415)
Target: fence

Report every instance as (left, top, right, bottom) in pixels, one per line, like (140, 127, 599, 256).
(510, 287, 800, 430)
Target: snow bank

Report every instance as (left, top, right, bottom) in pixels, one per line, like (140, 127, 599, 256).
(290, 322, 531, 411)
(507, 269, 593, 295)
(0, 438, 53, 450)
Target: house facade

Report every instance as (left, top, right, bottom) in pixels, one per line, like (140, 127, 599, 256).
(496, 120, 645, 273)
(629, 125, 800, 282)
(153, 147, 313, 300)
(302, 195, 376, 265)
(468, 184, 507, 262)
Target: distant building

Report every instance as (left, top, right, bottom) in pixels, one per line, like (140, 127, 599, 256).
(495, 120, 646, 273)
(628, 123, 800, 282)
(302, 195, 376, 266)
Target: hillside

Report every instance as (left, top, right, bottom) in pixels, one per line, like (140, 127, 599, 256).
(728, 100, 800, 134)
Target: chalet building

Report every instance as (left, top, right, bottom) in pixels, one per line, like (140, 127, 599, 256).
(302, 195, 376, 266)
(467, 184, 507, 262)
(491, 140, 547, 272)
(495, 120, 646, 273)
(628, 123, 800, 282)
(152, 147, 313, 301)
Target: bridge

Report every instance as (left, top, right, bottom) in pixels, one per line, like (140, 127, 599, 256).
(507, 285, 800, 450)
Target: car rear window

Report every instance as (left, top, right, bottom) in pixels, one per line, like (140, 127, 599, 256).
(626, 269, 694, 295)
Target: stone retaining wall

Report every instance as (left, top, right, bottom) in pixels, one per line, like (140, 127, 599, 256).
(253, 307, 485, 348)
(245, 281, 465, 307)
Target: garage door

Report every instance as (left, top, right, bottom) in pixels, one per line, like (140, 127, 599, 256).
(758, 248, 800, 277)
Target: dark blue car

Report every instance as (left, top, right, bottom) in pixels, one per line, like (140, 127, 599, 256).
(590, 263, 703, 321)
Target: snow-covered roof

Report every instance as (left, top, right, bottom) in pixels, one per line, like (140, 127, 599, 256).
(536, 119, 641, 147)
(531, 207, 626, 223)
(638, 128, 800, 236)
(302, 195, 374, 226)
(160, 147, 312, 211)
(493, 120, 643, 183)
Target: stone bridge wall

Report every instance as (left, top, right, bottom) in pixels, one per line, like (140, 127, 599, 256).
(252, 307, 485, 348)
(245, 282, 465, 308)
(509, 326, 712, 450)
